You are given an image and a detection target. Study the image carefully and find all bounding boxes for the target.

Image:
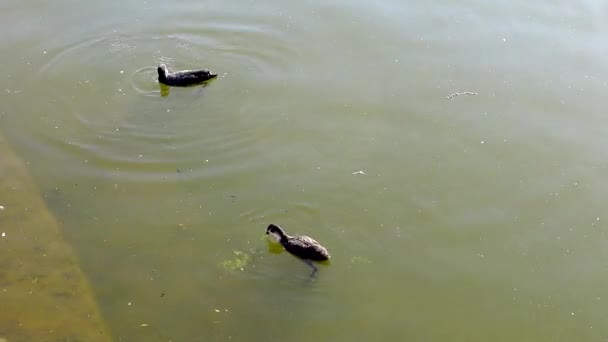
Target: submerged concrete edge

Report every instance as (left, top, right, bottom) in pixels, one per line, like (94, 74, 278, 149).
(0, 135, 112, 341)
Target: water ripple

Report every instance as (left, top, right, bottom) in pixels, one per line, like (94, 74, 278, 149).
(31, 13, 297, 183)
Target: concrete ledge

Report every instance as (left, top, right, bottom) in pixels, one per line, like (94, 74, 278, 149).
(0, 137, 111, 341)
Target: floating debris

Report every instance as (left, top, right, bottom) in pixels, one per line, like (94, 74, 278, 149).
(0, 205, 4, 210)
(1, 232, 5, 237)
(140, 323, 149, 327)
(352, 170, 366, 175)
(214, 309, 221, 313)
(446, 91, 478, 100)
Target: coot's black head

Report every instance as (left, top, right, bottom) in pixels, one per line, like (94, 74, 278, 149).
(157, 64, 169, 80)
(266, 224, 286, 242)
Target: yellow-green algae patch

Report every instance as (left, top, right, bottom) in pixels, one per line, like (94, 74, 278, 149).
(220, 251, 251, 271)
(0, 136, 111, 341)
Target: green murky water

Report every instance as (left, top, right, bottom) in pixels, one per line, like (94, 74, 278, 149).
(1, 0, 608, 340)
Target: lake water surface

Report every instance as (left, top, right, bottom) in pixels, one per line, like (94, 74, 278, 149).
(1, 0, 608, 340)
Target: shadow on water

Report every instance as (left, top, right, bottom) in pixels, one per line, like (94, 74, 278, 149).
(160, 83, 170, 97)
(158, 80, 215, 97)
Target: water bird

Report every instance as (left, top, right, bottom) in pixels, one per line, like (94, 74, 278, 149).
(157, 64, 217, 87)
(266, 224, 330, 276)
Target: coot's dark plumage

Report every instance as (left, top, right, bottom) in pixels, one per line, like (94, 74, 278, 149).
(266, 224, 330, 275)
(157, 64, 217, 87)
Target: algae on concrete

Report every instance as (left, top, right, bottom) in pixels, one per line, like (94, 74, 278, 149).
(0, 136, 112, 341)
